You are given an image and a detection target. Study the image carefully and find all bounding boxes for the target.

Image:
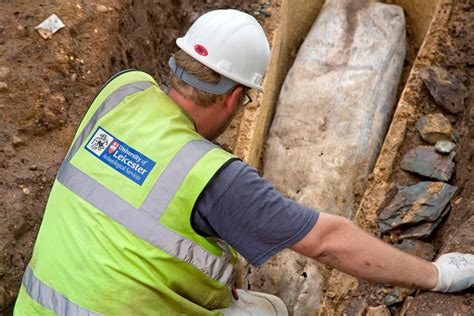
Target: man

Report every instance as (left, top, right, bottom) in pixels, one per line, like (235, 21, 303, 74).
(14, 9, 473, 316)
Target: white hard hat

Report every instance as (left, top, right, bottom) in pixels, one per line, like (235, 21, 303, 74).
(175, 9, 270, 92)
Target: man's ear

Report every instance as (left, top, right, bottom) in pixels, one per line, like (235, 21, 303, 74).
(223, 86, 243, 114)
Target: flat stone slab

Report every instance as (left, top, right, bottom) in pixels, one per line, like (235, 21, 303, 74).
(377, 181, 457, 233)
(400, 146, 455, 181)
(399, 206, 450, 239)
(416, 113, 453, 144)
(420, 66, 468, 114)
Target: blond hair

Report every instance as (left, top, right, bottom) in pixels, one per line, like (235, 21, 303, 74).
(169, 49, 226, 107)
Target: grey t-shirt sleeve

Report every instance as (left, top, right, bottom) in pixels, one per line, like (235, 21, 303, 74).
(192, 159, 319, 266)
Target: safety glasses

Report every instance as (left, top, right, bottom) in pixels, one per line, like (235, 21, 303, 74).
(242, 91, 253, 106)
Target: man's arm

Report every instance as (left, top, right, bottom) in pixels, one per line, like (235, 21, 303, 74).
(291, 213, 438, 289)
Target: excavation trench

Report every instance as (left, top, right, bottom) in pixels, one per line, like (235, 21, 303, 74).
(230, 1, 456, 315)
(0, 0, 471, 314)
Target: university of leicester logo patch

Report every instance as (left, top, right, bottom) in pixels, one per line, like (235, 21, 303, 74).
(85, 127, 156, 186)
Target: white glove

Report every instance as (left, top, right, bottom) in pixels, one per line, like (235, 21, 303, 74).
(432, 252, 474, 292)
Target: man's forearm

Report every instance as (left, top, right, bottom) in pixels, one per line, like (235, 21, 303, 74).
(292, 213, 438, 289)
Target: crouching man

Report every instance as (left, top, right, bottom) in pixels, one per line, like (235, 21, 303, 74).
(14, 9, 473, 316)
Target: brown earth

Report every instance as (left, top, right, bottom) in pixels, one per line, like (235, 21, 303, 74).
(1, 0, 472, 315)
(0, 0, 277, 312)
(404, 1, 474, 313)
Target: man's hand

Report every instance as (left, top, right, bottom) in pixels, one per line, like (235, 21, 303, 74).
(432, 252, 474, 293)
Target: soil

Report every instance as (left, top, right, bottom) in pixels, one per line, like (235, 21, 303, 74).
(404, 1, 474, 313)
(0, 0, 275, 313)
(1, 0, 472, 315)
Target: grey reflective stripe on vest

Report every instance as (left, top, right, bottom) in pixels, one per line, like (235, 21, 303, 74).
(22, 266, 98, 316)
(66, 81, 153, 161)
(57, 155, 235, 284)
(56, 80, 235, 285)
(140, 139, 215, 220)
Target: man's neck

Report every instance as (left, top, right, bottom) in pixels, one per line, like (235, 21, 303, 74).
(167, 88, 195, 122)
(167, 88, 219, 139)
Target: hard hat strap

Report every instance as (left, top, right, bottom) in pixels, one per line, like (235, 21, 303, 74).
(168, 56, 240, 95)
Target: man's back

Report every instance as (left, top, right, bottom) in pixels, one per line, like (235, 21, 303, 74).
(15, 71, 238, 315)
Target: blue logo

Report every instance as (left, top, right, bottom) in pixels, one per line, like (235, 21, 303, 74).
(85, 127, 156, 185)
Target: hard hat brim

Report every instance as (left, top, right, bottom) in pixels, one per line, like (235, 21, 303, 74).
(168, 56, 240, 95)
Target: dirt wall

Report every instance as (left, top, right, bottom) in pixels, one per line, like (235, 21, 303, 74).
(0, 0, 272, 312)
(0, 1, 123, 310)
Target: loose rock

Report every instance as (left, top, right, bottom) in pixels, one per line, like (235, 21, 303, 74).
(96, 5, 109, 13)
(22, 188, 30, 195)
(50, 93, 66, 105)
(0, 81, 8, 91)
(416, 113, 453, 144)
(343, 298, 368, 316)
(384, 287, 415, 306)
(377, 181, 457, 233)
(0, 66, 10, 78)
(435, 140, 455, 154)
(420, 66, 468, 114)
(400, 146, 455, 181)
(12, 135, 25, 146)
(367, 305, 391, 316)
